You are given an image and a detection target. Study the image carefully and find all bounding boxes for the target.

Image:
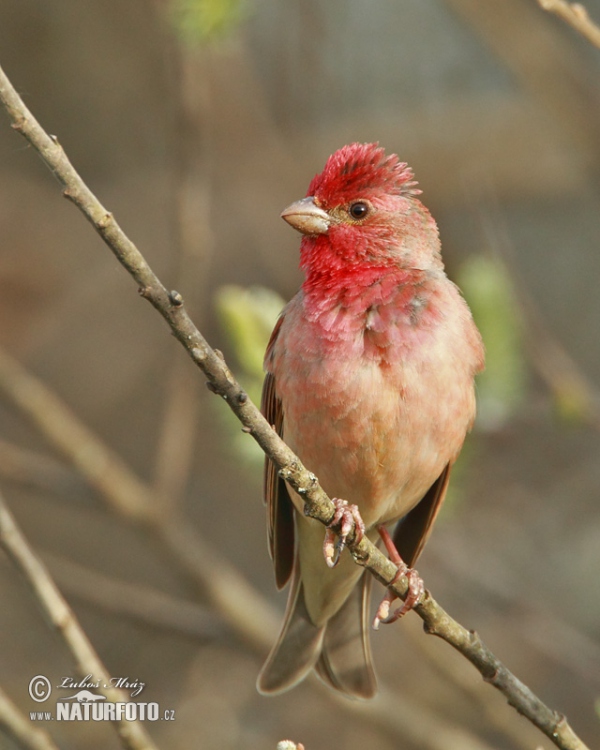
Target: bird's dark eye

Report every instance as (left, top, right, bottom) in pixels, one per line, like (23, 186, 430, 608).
(348, 201, 370, 220)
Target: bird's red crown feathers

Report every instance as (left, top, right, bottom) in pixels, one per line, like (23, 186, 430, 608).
(306, 142, 421, 208)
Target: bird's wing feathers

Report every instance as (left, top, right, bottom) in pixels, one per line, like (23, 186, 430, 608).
(261, 318, 295, 590)
(392, 463, 452, 567)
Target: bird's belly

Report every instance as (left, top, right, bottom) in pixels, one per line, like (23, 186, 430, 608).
(278, 346, 474, 529)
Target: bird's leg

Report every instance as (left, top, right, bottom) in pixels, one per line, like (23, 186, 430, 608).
(372, 525, 425, 629)
(323, 498, 365, 568)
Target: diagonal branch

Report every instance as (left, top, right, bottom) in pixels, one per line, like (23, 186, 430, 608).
(0, 345, 281, 653)
(42, 550, 222, 641)
(0, 491, 159, 750)
(0, 685, 61, 750)
(0, 62, 589, 750)
(537, 0, 600, 47)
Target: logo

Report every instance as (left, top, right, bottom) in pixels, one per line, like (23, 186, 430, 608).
(62, 690, 107, 703)
(29, 676, 52, 703)
(27, 675, 175, 723)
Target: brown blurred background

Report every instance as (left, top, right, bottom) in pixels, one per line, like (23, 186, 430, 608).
(0, 1, 599, 748)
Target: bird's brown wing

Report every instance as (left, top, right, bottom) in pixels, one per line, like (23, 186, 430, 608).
(262, 319, 295, 590)
(392, 463, 452, 567)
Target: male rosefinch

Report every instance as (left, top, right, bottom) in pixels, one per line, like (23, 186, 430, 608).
(258, 143, 484, 698)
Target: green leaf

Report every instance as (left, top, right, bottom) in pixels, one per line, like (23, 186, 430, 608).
(215, 285, 284, 381)
(458, 255, 527, 430)
(170, 0, 246, 44)
(214, 285, 285, 466)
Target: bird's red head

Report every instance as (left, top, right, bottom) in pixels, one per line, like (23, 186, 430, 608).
(281, 143, 442, 283)
(307, 142, 420, 209)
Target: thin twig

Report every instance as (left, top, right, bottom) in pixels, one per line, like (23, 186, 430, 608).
(0, 62, 589, 750)
(401, 616, 544, 750)
(429, 535, 600, 687)
(152, 358, 201, 517)
(538, 0, 600, 47)
(0, 348, 149, 522)
(0, 439, 81, 496)
(335, 689, 499, 750)
(444, 0, 600, 170)
(152, 47, 216, 517)
(0, 491, 160, 750)
(42, 551, 221, 640)
(467, 176, 600, 431)
(0, 685, 62, 750)
(0, 343, 280, 653)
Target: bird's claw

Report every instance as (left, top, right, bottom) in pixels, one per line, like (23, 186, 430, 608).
(372, 567, 424, 629)
(372, 524, 425, 629)
(323, 498, 365, 568)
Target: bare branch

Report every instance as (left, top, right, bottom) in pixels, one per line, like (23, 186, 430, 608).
(42, 551, 221, 640)
(152, 48, 217, 517)
(0, 439, 80, 495)
(444, 0, 600, 169)
(152, 358, 201, 517)
(464, 176, 600, 431)
(0, 62, 589, 750)
(538, 0, 600, 47)
(337, 688, 502, 750)
(0, 348, 149, 521)
(0, 685, 61, 750)
(0, 344, 281, 653)
(0, 491, 160, 750)
(401, 617, 546, 750)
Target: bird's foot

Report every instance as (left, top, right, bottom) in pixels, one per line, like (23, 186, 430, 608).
(372, 525, 425, 629)
(372, 569, 424, 628)
(323, 498, 365, 568)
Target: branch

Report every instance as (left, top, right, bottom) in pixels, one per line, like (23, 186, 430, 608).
(0, 685, 61, 750)
(42, 551, 222, 640)
(538, 0, 600, 47)
(400, 616, 547, 750)
(0, 62, 589, 750)
(0, 438, 81, 495)
(0, 344, 281, 653)
(0, 491, 159, 750)
(152, 46, 218, 518)
(0, 347, 149, 521)
(461, 175, 600, 431)
(443, 0, 600, 170)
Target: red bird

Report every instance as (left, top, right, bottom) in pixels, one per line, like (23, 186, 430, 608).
(258, 143, 484, 698)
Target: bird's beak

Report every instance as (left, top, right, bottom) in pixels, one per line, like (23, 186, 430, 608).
(281, 197, 331, 235)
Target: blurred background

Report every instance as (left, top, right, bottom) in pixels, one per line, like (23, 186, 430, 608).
(0, 1, 599, 748)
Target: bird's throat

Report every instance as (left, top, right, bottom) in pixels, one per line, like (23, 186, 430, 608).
(300, 234, 403, 293)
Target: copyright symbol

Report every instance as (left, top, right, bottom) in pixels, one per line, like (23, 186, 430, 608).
(29, 676, 51, 703)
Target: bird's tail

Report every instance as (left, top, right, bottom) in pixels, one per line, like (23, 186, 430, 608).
(257, 564, 377, 699)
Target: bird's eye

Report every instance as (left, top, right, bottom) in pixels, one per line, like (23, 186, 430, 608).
(348, 201, 370, 220)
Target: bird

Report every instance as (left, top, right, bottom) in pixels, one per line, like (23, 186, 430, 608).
(257, 142, 484, 699)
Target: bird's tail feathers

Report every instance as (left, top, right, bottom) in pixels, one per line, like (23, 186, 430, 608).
(315, 571, 377, 699)
(258, 563, 377, 699)
(257, 563, 325, 694)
